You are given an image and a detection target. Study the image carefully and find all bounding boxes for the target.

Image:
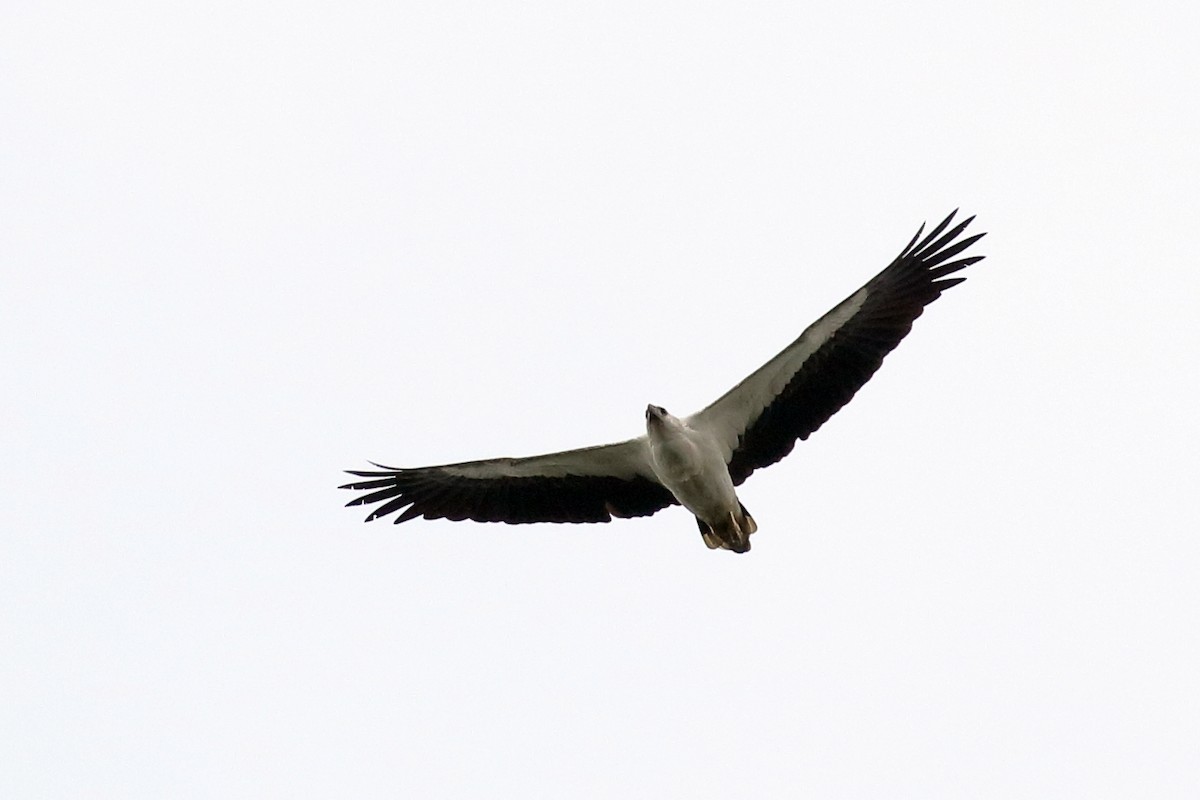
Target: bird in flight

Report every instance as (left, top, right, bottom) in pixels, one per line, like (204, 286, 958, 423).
(342, 211, 985, 552)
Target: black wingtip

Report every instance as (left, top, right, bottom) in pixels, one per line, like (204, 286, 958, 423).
(900, 222, 926, 257)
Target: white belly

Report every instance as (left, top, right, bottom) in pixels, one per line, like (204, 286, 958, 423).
(648, 424, 738, 520)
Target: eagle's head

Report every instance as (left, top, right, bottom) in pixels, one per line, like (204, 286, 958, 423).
(645, 404, 671, 430)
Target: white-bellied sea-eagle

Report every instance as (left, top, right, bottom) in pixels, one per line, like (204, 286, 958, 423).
(342, 211, 985, 552)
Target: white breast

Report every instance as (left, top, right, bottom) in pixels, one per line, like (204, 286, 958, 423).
(647, 415, 738, 520)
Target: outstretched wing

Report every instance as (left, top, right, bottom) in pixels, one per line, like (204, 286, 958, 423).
(341, 438, 677, 524)
(688, 210, 986, 485)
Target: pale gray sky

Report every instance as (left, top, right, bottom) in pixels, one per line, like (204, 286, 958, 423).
(4, 1, 1198, 797)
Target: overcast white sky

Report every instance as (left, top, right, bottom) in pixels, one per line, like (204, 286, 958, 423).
(4, 0, 1198, 797)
